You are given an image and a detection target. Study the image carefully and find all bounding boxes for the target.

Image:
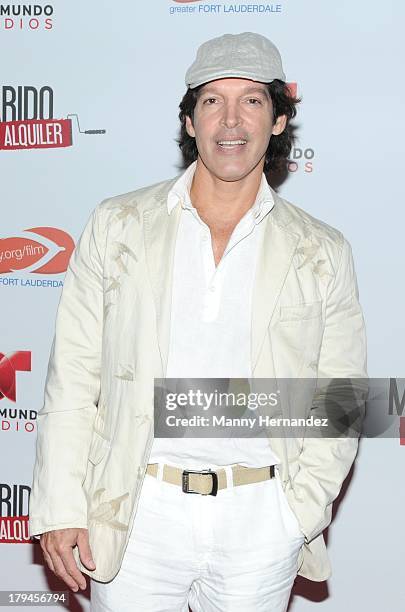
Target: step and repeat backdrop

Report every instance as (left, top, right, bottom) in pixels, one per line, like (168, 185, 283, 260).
(1, 1, 404, 610)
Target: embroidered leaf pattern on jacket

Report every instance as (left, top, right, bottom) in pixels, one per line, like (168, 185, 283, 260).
(89, 488, 129, 531)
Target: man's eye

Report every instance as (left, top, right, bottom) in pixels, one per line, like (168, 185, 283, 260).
(203, 98, 217, 104)
(247, 98, 261, 104)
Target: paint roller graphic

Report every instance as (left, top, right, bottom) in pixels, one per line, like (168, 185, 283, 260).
(67, 113, 106, 137)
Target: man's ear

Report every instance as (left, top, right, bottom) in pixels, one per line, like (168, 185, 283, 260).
(272, 114, 287, 136)
(185, 115, 196, 138)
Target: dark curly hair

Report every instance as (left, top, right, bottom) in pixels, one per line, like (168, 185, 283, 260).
(177, 79, 300, 173)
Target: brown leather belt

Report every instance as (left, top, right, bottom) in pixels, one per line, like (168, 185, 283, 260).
(146, 463, 276, 496)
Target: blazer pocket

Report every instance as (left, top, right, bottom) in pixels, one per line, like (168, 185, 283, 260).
(279, 301, 322, 322)
(88, 430, 111, 466)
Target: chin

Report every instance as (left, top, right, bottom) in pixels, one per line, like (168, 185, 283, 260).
(215, 166, 258, 183)
(203, 161, 250, 181)
(217, 172, 248, 183)
(205, 153, 265, 180)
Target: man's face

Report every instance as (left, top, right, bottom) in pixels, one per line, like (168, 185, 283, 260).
(185, 77, 287, 182)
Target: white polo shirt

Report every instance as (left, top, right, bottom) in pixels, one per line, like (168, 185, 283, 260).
(149, 161, 280, 469)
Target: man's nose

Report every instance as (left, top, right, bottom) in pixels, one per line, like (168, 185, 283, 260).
(220, 101, 242, 129)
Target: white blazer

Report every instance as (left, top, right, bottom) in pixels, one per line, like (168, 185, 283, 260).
(28, 175, 367, 583)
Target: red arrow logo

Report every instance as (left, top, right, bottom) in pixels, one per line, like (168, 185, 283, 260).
(0, 227, 75, 274)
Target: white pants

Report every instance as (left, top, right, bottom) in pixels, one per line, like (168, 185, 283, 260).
(91, 464, 305, 612)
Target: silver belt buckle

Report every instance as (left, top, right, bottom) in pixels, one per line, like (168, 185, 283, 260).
(182, 469, 218, 496)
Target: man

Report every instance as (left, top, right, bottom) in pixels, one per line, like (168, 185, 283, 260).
(29, 32, 367, 611)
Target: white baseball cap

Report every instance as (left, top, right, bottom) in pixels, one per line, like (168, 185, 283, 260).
(185, 32, 286, 89)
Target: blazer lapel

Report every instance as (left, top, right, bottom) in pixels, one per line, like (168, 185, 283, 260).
(251, 192, 300, 372)
(143, 182, 181, 377)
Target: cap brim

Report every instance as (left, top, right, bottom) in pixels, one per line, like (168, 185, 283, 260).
(186, 69, 284, 89)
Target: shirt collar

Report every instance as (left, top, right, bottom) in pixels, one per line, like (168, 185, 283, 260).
(167, 160, 275, 224)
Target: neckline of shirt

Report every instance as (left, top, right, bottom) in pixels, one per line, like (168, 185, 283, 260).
(167, 160, 275, 225)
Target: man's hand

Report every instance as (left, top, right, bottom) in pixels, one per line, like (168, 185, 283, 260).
(40, 528, 96, 592)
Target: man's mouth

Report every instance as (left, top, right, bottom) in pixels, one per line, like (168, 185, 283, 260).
(217, 139, 247, 148)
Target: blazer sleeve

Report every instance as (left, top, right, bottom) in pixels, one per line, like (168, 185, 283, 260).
(285, 236, 368, 545)
(28, 204, 106, 538)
